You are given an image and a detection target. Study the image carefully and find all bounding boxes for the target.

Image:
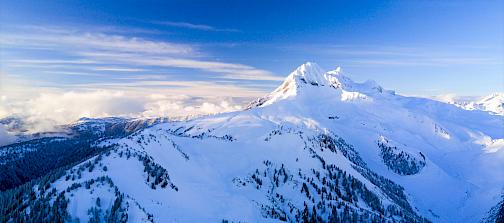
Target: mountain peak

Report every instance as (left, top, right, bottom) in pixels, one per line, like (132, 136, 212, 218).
(290, 62, 326, 86)
(246, 62, 390, 109)
(245, 63, 349, 108)
(287, 62, 353, 90)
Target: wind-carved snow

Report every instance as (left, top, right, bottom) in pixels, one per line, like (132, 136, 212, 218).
(6, 62, 504, 223)
(340, 91, 372, 102)
(469, 131, 504, 153)
(481, 138, 504, 153)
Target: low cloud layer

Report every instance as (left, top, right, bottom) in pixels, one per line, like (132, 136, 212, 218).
(142, 95, 243, 118)
(0, 90, 253, 135)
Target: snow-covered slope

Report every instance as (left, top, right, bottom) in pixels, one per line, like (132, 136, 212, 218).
(3, 62, 503, 222)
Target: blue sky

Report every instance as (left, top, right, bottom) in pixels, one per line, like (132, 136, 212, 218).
(0, 0, 503, 116)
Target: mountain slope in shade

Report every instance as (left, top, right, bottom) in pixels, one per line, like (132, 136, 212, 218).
(0, 117, 169, 191)
(2, 62, 503, 223)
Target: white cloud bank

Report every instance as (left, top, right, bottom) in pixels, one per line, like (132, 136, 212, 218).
(0, 90, 253, 134)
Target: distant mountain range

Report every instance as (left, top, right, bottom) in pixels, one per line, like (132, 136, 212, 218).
(1, 62, 502, 223)
(435, 93, 504, 116)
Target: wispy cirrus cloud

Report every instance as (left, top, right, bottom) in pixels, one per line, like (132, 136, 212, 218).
(92, 67, 146, 72)
(154, 21, 240, 32)
(7, 59, 98, 65)
(77, 51, 281, 81)
(0, 31, 195, 55)
(1, 25, 278, 81)
(281, 44, 504, 67)
(340, 57, 502, 67)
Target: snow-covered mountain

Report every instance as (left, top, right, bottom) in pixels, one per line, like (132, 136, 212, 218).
(436, 93, 504, 116)
(1, 62, 503, 223)
(462, 93, 504, 115)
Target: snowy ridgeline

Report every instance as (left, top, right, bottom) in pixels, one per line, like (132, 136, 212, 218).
(1, 62, 503, 223)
